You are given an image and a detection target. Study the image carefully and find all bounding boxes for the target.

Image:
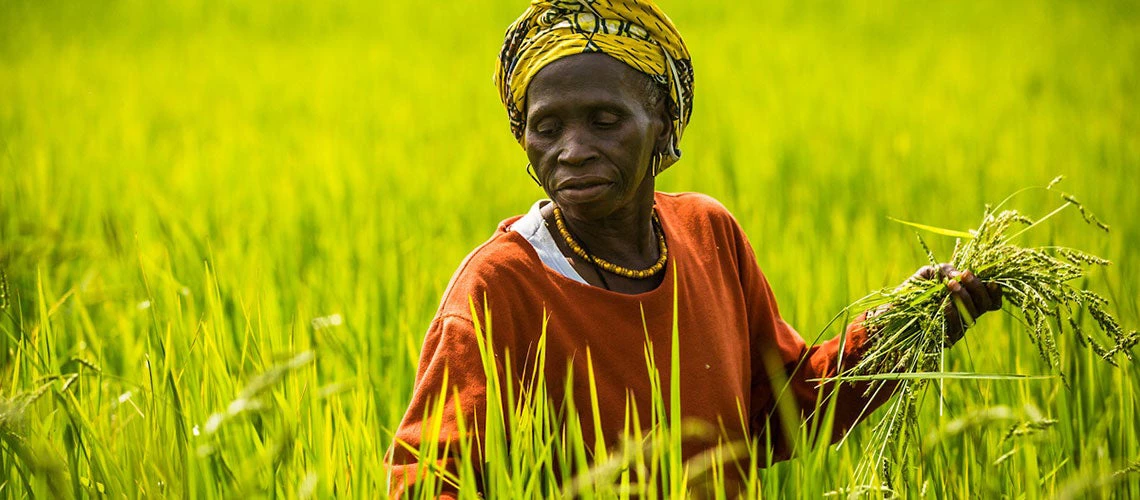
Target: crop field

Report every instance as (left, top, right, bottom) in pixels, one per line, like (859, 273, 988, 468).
(2, 0, 1138, 497)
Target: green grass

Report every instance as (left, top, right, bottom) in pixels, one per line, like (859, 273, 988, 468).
(2, 0, 1138, 497)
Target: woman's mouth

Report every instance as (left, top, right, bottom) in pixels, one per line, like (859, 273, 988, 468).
(557, 178, 614, 200)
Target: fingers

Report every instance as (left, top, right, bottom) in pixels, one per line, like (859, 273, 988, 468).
(942, 299, 964, 346)
(959, 271, 994, 312)
(937, 263, 956, 280)
(986, 282, 1003, 310)
(905, 263, 1004, 349)
(947, 279, 979, 323)
(912, 265, 937, 282)
(900, 265, 938, 292)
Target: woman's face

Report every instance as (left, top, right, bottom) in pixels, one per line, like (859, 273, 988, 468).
(524, 53, 669, 222)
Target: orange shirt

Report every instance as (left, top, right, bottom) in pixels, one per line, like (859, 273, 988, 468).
(389, 192, 890, 496)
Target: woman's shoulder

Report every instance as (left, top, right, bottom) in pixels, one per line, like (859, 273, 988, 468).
(654, 191, 740, 228)
(435, 219, 541, 318)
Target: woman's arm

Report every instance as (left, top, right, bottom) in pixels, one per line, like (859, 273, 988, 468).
(732, 219, 999, 462)
(742, 267, 893, 462)
(387, 314, 487, 499)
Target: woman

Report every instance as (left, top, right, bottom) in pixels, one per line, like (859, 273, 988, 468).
(389, 0, 1001, 496)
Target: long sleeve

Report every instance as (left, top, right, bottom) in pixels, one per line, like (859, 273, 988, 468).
(732, 222, 895, 462)
(387, 314, 487, 499)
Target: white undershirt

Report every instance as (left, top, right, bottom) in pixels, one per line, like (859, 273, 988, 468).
(509, 200, 589, 285)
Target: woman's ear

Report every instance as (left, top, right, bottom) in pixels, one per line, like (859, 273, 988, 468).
(654, 103, 673, 154)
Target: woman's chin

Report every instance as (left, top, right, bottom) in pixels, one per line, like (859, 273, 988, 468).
(554, 196, 616, 222)
(551, 184, 615, 212)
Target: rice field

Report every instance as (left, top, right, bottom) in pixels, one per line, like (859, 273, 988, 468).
(1, 0, 1138, 497)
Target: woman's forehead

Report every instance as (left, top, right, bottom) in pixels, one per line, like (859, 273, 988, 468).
(526, 54, 647, 108)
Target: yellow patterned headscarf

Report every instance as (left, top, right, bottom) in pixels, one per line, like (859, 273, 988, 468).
(495, 0, 694, 173)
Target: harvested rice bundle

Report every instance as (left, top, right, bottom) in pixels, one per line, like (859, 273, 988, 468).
(835, 177, 1138, 487)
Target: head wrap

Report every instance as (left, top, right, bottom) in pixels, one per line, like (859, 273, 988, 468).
(495, 0, 694, 174)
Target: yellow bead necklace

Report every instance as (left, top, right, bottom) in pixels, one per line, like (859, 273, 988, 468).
(552, 206, 668, 280)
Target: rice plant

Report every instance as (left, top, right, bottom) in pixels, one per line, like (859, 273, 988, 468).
(2, 0, 1138, 496)
(396, 282, 736, 498)
(833, 177, 1138, 490)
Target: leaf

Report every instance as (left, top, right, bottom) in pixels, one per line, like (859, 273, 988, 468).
(812, 372, 1057, 383)
(888, 217, 975, 239)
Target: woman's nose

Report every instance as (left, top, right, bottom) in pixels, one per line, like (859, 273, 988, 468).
(557, 126, 598, 166)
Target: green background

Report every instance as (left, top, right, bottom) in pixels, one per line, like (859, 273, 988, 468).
(1, 0, 1137, 496)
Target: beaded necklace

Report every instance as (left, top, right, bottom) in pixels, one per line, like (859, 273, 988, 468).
(552, 206, 668, 280)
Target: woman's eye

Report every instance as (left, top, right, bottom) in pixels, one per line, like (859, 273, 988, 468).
(594, 113, 621, 127)
(534, 121, 559, 136)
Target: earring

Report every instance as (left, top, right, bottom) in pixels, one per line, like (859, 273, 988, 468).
(526, 163, 541, 186)
(650, 152, 664, 177)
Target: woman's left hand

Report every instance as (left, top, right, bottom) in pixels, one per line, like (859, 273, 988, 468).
(912, 263, 1003, 346)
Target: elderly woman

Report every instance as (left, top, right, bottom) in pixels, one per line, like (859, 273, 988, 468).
(389, 0, 1000, 496)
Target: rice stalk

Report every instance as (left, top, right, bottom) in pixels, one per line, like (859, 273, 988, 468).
(834, 177, 1137, 488)
(403, 279, 752, 498)
(0, 269, 10, 311)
